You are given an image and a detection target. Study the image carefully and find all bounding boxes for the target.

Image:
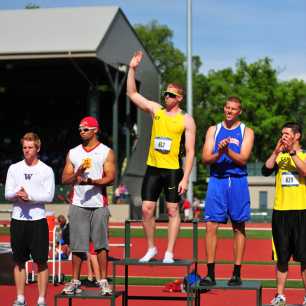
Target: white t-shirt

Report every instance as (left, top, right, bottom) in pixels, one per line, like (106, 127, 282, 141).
(69, 143, 110, 208)
(5, 160, 55, 221)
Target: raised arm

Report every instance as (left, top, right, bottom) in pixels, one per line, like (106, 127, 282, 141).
(282, 135, 306, 177)
(178, 114, 196, 194)
(226, 127, 254, 166)
(263, 138, 283, 171)
(127, 51, 160, 114)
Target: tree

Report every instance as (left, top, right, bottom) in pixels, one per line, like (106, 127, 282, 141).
(195, 57, 306, 162)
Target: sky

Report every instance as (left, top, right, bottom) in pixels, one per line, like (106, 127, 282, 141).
(1, 0, 306, 81)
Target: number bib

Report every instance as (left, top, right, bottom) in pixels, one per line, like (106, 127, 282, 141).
(154, 137, 172, 153)
(281, 171, 299, 187)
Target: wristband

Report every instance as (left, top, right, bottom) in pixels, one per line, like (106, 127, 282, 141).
(289, 151, 296, 156)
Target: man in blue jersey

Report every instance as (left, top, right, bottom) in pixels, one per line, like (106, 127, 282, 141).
(200, 96, 254, 286)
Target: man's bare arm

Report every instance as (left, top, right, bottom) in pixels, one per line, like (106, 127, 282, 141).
(226, 127, 254, 166)
(87, 150, 116, 186)
(202, 126, 224, 165)
(62, 154, 85, 185)
(264, 139, 283, 170)
(282, 137, 306, 177)
(178, 114, 196, 194)
(127, 51, 160, 114)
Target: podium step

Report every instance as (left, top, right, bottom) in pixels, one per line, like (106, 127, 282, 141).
(196, 280, 262, 306)
(114, 258, 193, 266)
(197, 280, 262, 290)
(54, 290, 124, 306)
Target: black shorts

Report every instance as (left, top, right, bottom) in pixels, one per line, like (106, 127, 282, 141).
(10, 218, 49, 264)
(272, 209, 306, 264)
(141, 166, 183, 203)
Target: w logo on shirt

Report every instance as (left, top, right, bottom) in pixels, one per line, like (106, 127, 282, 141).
(24, 173, 33, 180)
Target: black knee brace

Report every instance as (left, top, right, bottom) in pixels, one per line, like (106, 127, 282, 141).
(74, 252, 87, 261)
(300, 262, 306, 272)
(277, 261, 288, 273)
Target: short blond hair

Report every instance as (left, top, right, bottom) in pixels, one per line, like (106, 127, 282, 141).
(20, 132, 41, 150)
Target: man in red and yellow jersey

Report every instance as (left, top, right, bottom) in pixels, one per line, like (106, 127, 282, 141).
(262, 122, 306, 306)
(127, 51, 196, 263)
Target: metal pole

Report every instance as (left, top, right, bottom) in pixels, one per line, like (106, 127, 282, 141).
(126, 96, 131, 161)
(187, 0, 193, 203)
(113, 72, 119, 188)
(105, 63, 128, 191)
(87, 86, 100, 117)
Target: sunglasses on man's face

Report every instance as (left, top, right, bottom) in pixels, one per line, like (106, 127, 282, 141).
(79, 127, 96, 132)
(164, 92, 178, 99)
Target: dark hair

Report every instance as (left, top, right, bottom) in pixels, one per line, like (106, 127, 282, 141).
(282, 122, 302, 139)
(227, 96, 241, 105)
(57, 214, 67, 223)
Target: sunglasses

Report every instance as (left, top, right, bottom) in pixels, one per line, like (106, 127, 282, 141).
(164, 92, 178, 99)
(79, 127, 96, 132)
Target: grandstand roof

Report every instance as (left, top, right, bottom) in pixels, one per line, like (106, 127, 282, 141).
(0, 6, 121, 55)
(0, 5, 159, 84)
(0, 6, 160, 201)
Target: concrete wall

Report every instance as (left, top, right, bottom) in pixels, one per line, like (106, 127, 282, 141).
(248, 176, 275, 209)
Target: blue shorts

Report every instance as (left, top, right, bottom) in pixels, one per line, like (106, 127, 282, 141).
(204, 176, 250, 223)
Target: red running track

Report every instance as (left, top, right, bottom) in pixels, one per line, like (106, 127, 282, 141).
(1, 284, 305, 306)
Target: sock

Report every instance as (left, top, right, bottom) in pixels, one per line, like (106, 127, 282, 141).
(37, 296, 45, 304)
(207, 263, 215, 279)
(100, 278, 108, 285)
(17, 295, 25, 303)
(164, 251, 173, 259)
(139, 246, 157, 261)
(233, 264, 241, 277)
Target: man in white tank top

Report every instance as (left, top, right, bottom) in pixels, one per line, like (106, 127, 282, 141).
(61, 116, 116, 296)
(5, 132, 55, 306)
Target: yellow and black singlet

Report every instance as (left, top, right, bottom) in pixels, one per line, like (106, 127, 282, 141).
(274, 151, 306, 210)
(147, 108, 185, 169)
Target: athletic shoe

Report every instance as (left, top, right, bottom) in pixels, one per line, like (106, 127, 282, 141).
(227, 275, 242, 286)
(98, 279, 112, 295)
(303, 296, 306, 306)
(199, 276, 216, 286)
(163, 251, 174, 263)
(82, 278, 98, 287)
(139, 247, 157, 262)
(13, 301, 27, 306)
(62, 279, 82, 295)
(271, 294, 286, 306)
(37, 302, 47, 306)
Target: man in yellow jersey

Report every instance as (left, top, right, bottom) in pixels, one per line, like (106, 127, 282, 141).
(127, 51, 196, 263)
(262, 122, 306, 306)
